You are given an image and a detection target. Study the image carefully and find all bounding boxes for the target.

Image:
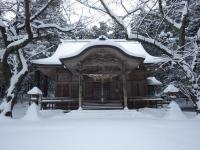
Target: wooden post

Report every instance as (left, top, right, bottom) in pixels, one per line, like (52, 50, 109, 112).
(121, 63, 128, 109)
(101, 78, 104, 103)
(78, 74, 83, 110)
(43, 75, 48, 97)
(34, 70, 40, 88)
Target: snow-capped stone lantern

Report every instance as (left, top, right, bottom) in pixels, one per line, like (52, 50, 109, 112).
(27, 87, 42, 105)
(163, 84, 179, 99)
(146, 77, 162, 96)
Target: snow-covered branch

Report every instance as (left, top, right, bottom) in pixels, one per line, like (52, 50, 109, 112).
(93, 0, 172, 56)
(99, 0, 126, 30)
(128, 33, 172, 55)
(32, 23, 74, 32)
(18, 0, 54, 29)
(30, 0, 54, 22)
(75, 0, 107, 13)
(165, 16, 181, 29)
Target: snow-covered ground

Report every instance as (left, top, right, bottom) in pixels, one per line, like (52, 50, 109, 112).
(0, 102, 200, 150)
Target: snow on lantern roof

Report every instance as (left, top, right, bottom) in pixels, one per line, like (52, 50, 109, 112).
(147, 77, 162, 85)
(27, 87, 42, 95)
(163, 84, 179, 93)
(31, 37, 165, 65)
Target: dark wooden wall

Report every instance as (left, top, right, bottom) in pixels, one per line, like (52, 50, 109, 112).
(54, 69, 149, 99)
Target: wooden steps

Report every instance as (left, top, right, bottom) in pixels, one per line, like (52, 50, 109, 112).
(82, 101, 124, 110)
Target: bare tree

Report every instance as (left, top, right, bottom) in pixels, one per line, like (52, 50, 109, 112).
(0, 0, 76, 116)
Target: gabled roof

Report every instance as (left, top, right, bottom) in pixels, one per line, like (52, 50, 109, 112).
(31, 37, 165, 65)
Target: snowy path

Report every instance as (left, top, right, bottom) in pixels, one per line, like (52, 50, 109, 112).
(0, 109, 200, 150)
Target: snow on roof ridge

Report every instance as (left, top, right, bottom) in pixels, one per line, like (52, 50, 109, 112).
(60, 38, 140, 43)
(31, 37, 165, 65)
(59, 38, 146, 60)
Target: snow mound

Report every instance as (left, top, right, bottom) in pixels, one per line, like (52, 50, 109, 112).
(0, 100, 12, 115)
(164, 101, 186, 120)
(139, 107, 166, 118)
(0, 100, 6, 111)
(0, 114, 13, 121)
(22, 103, 41, 121)
(196, 100, 200, 110)
(192, 114, 200, 121)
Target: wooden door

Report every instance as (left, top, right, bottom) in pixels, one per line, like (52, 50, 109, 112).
(56, 84, 69, 97)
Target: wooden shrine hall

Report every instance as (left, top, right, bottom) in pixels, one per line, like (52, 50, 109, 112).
(31, 36, 163, 110)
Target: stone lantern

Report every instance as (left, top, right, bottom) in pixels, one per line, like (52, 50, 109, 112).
(27, 86, 42, 105)
(163, 84, 179, 100)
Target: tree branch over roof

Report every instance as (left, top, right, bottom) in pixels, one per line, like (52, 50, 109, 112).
(99, 0, 126, 31)
(98, 0, 172, 56)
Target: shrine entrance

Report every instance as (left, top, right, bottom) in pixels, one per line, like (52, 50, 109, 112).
(61, 45, 143, 109)
(83, 74, 122, 103)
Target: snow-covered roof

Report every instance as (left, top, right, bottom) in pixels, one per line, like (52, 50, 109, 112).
(147, 77, 162, 85)
(163, 84, 179, 93)
(31, 37, 164, 65)
(27, 87, 42, 95)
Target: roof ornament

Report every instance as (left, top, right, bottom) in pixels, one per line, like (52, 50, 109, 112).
(98, 35, 108, 40)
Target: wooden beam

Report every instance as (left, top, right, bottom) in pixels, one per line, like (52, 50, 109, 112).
(78, 73, 83, 109)
(34, 70, 40, 88)
(121, 63, 128, 109)
(43, 75, 48, 97)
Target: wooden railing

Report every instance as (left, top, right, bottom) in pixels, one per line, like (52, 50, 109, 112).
(40, 97, 78, 110)
(128, 96, 164, 109)
(40, 96, 165, 110)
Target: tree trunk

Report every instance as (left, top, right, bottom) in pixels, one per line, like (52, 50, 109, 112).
(1, 71, 28, 117)
(179, 15, 188, 50)
(1, 50, 28, 117)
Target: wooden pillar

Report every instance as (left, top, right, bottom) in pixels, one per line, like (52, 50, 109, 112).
(43, 75, 48, 97)
(34, 70, 40, 88)
(78, 74, 83, 110)
(121, 63, 128, 109)
(101, 78, 104, 103)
